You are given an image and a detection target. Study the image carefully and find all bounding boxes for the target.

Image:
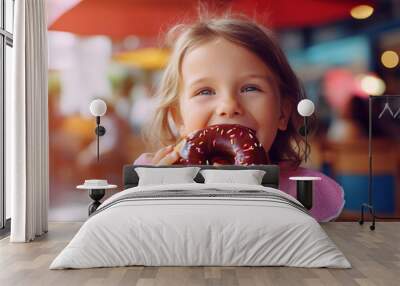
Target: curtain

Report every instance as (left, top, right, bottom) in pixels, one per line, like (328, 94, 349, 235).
(8, 0, 49, 242)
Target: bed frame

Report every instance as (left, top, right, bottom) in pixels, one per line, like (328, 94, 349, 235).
(123, 164, 280, 189)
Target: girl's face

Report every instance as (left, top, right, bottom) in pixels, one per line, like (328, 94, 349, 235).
(176, 38, 291, 154)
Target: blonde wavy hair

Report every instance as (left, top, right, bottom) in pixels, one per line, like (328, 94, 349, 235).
(145, 14, 312, 167)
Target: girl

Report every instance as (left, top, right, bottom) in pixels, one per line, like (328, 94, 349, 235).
(134, 15, 344, 222)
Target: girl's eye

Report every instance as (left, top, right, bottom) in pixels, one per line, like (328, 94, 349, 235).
(196, 88, 215, 96)
(241, 86, 261, 93)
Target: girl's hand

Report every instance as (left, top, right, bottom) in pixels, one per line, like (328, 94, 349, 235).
(151, 145, 180, 165)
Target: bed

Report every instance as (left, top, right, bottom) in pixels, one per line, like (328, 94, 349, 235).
(50, 164, 350, 269)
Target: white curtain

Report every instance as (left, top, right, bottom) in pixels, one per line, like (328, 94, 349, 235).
(8, 0, 49, 242)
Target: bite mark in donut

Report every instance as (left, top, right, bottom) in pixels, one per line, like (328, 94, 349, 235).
(174, 124, 268, 165)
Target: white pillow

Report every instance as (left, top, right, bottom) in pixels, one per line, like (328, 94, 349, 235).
(200, 169, 266, 185)
(135, 167, 200, 186)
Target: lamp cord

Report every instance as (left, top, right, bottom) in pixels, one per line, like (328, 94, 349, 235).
(97, 130, 99, 162)
(304, 116, 308, 163)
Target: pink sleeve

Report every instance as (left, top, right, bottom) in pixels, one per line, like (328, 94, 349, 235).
(279, 164, 345, 222)
(133, 153, 154, 165)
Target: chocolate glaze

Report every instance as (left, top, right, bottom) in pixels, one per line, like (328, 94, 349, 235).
(174, 124, 268, 165)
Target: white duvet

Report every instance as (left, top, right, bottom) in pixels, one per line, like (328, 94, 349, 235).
(50, 183, 351, 269)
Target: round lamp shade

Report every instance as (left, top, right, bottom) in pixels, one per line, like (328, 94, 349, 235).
(297, 99, 315, 117)
(90, 99, 107, 117)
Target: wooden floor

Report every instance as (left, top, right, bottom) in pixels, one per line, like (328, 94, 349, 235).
(0, 222, 399, 286)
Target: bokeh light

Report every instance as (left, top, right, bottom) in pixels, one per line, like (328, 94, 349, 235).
(350, 5, 374, 20)
(360, 75, 386, 96)
(381, 50, 399, 68)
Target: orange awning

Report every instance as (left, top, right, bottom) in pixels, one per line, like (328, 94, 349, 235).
(49, 0, 376, 40)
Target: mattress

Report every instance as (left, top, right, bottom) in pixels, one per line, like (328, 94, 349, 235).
(50, 183, 350, 269)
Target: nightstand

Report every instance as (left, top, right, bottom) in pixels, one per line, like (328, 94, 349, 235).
(289, 176, 321, 210)
(77, 181, 117, 216)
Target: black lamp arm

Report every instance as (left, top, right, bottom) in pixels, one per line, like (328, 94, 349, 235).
(94, 116, 106, 136)
(94, 116, 106, 162)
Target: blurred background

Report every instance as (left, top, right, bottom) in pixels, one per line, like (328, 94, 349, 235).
(46, 0, 400, 221)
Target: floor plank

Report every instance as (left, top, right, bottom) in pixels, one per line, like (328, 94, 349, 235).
(0, 222, 399, 286)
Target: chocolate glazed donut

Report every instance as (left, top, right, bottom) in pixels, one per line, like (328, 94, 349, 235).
(174, 124, 268, 165)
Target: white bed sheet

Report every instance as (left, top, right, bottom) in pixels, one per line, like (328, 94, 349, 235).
(50, 183, 350, 269)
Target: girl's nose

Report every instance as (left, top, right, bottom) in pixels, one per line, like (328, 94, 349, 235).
(215, 95, 244, 118)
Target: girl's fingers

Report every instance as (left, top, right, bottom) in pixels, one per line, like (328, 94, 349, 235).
(174, 139, 186, 155)
(151, 145, 173, 164)
(156, 151, 179, 166)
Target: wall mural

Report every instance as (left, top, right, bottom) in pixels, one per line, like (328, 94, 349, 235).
(47, 21, 400, 223)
